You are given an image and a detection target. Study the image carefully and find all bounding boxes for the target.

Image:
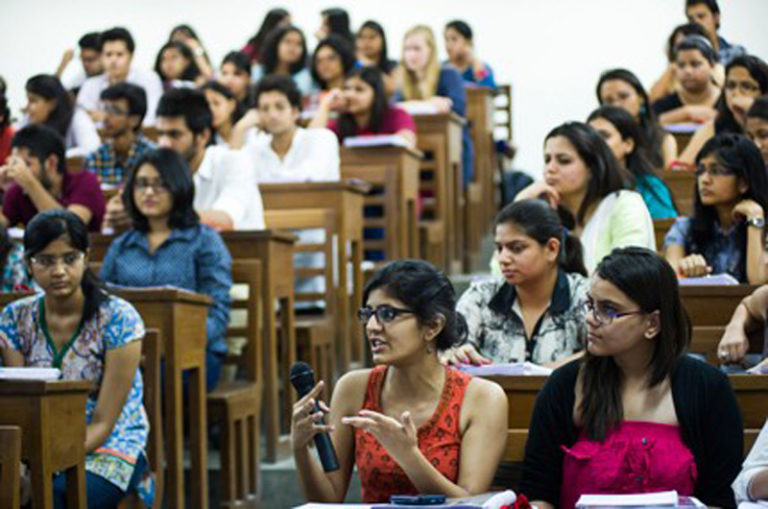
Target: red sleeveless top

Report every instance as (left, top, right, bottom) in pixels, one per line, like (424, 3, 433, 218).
(353, 365, 472, 503)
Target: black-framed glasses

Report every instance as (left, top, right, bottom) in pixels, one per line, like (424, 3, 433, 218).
(724, 80, 761, 94)
(694, 164, 736, 178)
(30, 251, 85, 270)
(100, 103, 129, 116)
(357, 305, 415, 324)
(583, 297, 645, 326)
(133, 178, 169, 194)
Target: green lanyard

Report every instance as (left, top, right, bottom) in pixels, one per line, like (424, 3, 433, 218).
(38, 299, 86, 369)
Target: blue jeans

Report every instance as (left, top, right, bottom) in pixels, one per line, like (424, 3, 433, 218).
(53, 454, 146, 509)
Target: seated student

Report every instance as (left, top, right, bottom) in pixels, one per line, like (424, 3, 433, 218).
(650, 23, 725, 103)
(307, 35, 357, 111)
(443, 20, 496, 89)
(652, 36, 721, 126)
(717, 285, 768, 370)
(202, 81, 248, 147)
(311, 66, 416, 147)
(685, 0, 746, 66)
(734, 419, 768, 504)
(56, 32, 103, 96)
(446, 200, 587, 368)
(0, 209, 151, 506)
(292, 259, 507, 503)
(398, 25, 474, 187)
(241, 8, 291, 64)
(245, 75, 339, 182)
(664, 134, 768, 284)
(18, 74, 100, 158)
(588, 106, 677, 219)
(0, 125, 105, 231)
(315, 7, 354, 47)
(77, 27, 163, 126)
(0, 225, 33, 292)
(167, 24, 215, 82)
(100, 148, 232, 391)
(103, 88, 264, 231)
(520, 247, 743, 509)
(154, 41, 203, 90)
(219, 51, 253, 108)
(0, 91, 12, 166)
(680, 55, 768, 165)
(746, 95, 768, 167)
(85, 82, 155, 187)
(598, 69, 677, 169)
(356, 21, 398, 96)
(251, 26, 313, 97)
(515, 122, 654, 273)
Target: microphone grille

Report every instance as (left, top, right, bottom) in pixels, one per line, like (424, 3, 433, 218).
(290, 361, 312, 379)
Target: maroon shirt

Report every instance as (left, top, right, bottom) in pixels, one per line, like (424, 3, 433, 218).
(3, 170, 106, 231)
(328, 106, 416, 142)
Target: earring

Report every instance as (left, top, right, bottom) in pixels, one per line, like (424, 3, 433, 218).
(425, 342, 435, 354)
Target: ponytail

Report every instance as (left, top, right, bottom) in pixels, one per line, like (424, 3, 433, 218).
(560, 230, 587, 276)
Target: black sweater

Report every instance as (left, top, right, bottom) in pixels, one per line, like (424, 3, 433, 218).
(519, 356, 743, 508)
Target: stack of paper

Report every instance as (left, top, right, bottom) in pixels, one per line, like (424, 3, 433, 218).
(677, 274, 739, 286)
(575, 490, 706, 508)
(458, 362, 553, 376)
(343, 135, 411, 148)
(0, 367, 61, 380)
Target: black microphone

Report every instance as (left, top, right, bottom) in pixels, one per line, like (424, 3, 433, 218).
(290, 361, 340, 472)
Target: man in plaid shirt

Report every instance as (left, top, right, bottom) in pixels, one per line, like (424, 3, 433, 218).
(85, 83, 155, 186)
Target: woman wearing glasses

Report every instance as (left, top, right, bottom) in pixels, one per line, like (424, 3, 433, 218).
(99, 148, 232, 391)
(0, 209, 151, 506)
(446, 199, 588, 368)
(664, 134, 768, 284)
(679, 55, 768, 166)
(521, 247, 743, 509)
(291, 260, 508, 503)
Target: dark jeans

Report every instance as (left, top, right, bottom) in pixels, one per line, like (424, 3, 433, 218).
(52, 453, 147, 509)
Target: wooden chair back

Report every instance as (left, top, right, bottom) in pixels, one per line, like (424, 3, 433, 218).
(659, 170, 696, 217)
(225, 259, 263, 384)
(494, 84, 513, 143)
(0, 426, 21, 509)
(654, 218, 677, 253)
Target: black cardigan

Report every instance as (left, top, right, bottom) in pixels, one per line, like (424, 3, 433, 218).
(519, 356, 743, 508)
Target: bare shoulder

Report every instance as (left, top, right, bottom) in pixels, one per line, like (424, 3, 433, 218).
(465, 377, 508, 410)
(331, 368, 374, 412)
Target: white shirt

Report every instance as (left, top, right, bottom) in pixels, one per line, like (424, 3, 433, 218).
(247, 127, 340, 183)
(14, 109, 100, 158)
(194, 145, 265, 230)
(76, 67, 163, 126)
(733, 418, 768, 503)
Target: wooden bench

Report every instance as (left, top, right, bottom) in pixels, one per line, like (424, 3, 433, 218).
(681, 285, 757, 327)
(659, 170, 696, 217)
(0, 426, 21, 509)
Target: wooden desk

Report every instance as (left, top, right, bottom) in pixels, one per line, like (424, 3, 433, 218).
(260, 181, 367, 367)
(485, 373, 768, 462)
(341, 146, 422, 261)
(467, 87, 498, 260)
(0, 380, 91, 509)
(680, 285, 756, 327)
(414, 113, 466, 273)
(653, 218, 677, 253)
(659, 170, 696, 216)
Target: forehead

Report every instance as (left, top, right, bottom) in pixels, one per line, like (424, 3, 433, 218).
(589, 117, 619, 135)
(686, 4, 713, 17)
(366, 287, 406, 307)
(221, 63, 246, 75)
(258, 90, 291, 107)
(589, 275, 634, 305)
(135, 163, 160, 178)
(156, 116, 190, 132)
(282, 31, 302, 43)
(13, 146, 37, 162)
(102, 40, 130, 53)
(545, 135, 577, 155)
(405, 33, 427, 47)
(494, 222, 533, 242)
(316, 46, 338, 58)
(601, 79, 635, 96)
(35, 235, 78, 255)
(728, 66, 758, 82)
(677, 48, 706, 61)
(746, 117, 768, 130)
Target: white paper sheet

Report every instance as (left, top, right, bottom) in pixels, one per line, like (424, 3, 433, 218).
(459, 362, 553, 376)
(576, 490, 678, 507)
(0, 367, 61, 380)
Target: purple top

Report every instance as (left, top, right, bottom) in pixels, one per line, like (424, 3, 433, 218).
(2, 170, 106, 231)
(560, 421, 697, 509)
(327, 106, 416, 141)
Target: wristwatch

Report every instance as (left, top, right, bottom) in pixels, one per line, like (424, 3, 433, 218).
(747, 216, 765, 228)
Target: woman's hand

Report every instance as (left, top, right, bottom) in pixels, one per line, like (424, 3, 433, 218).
(685, 105, 718, 124)
(319, 89, 344, 111)
(428, 96, 453, 113)
(514, 182, 560, 209)
(718, 326, 750, 364)
(731, 95, 756, 125)
(342, 410, 418, 462)
(291, 381, 334, 452)
(678, 254, 712, 277)
(439, 344, 490, 366)
(733, 199, 764, 221)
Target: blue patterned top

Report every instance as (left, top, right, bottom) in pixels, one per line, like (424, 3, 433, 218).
(0, 294, 148, 491)
(1, 242, 34, 292)
(99, 224, 232, 353)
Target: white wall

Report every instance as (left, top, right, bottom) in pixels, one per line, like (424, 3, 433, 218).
(2, 0, 767, 175)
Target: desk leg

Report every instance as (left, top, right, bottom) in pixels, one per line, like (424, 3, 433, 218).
(262, 292, 279, 462)
(164, 362, 185, 508)
(280, 296, 297, 433)
(30, 458, 54, 509)
(188, 365, 209, 509)
(65, 463, 86, 509)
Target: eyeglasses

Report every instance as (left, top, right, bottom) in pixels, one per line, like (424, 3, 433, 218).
(133, 178, 169, 194)
(694, 164, 736, 178)
(583, 297, 645, 326)
(100, 103, 128, 116)
(357, 305, 415, 324)
(724, 80, 761, 94)
(30, 251, 85, 270)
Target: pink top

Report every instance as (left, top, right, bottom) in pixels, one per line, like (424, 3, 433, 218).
(327, 106, 416, 142)
(560, 421, 698, 509)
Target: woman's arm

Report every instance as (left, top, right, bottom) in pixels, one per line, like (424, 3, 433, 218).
(679, 121, 715, 166)
(649, 65, 677, 103)
(86, 340, 141, 452)
(659, 105, 718, 126)
(308, 89, 343, 129)
(196, 229, 233, 347)
(662, 133, 678, 169)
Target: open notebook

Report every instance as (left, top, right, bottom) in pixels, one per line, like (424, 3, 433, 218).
(0, 367, 61, 380)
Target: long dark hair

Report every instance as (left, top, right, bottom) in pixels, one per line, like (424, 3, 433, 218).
(259, 25, 308, 75)
(202, 81, 245, 125)
(596, 69, 666, 169)
(311, 35, 356, 90)
(363, 259, 466, 351)
(580, 247, 690, 440)
(357, 21, 394, 73)
(246, 8, 290, 54)
(154, 41, 201, 83)
(322, 8, 354, 46)
(495, 199, 587, 276)
(337, 66, 389, 141)
(715, 55, 768, 135)
(24, 210, 107, 321)
(25, 74, 73, 138)
(690, 134, 768, 281)
(544, 122, 625, 227)
(123, 148, 200, 232)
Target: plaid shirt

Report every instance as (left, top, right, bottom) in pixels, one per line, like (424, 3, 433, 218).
(85, 133, 155, 186)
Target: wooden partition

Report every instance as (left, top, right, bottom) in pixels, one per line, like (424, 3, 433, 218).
(681, 284, 756, 327)
(340, 146, 422, 262)
(659, 170, 696, 216)
(653, 217, 677, 253)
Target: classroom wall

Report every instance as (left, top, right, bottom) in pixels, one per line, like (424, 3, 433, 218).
(2, 0, 767, 177)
